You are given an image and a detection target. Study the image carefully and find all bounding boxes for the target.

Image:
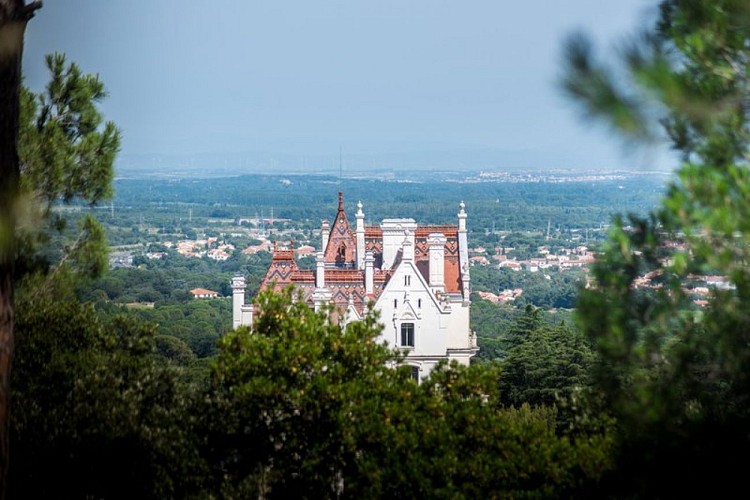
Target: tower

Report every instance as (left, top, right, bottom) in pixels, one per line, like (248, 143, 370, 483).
(356, 201, 365, 269)
(231, 274, 254, 328)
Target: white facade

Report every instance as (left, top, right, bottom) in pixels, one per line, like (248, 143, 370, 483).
(232, 193, 478, 381)
(373, 242, 476, 379)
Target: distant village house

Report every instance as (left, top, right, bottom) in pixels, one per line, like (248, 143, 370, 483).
(190, 288, 219, 299)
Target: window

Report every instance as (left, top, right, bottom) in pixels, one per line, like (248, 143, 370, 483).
(410, 366, 420, 382)
(400, 322, 414, 347)
(394, 298, 398, 308)
(335, 243, 347, 266)
(404, 275, 411, 286)
(418, 298, 422, 308)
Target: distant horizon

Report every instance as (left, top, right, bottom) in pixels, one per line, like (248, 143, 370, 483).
(114, 155, 674, 181)
(115, 142, 675, 177)
(24, 1, 672, 173)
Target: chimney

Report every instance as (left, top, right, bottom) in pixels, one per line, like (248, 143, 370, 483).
(321, 220, 330, 252)
(380, 218, 417, 269)
(402, 230, 414, 262)
(365, 251, 374, 295)
(427, 233, 447, 291)
(316, 251, 325, 288)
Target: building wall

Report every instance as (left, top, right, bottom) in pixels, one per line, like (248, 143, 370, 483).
(233, 196, 477, 380)
(374, 257, 472, 379)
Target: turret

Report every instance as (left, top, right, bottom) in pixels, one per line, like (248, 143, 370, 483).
(313, 251, 332, 311)
(356, 201, 365, 269)
(457, 201, 470, 304)
(231, 274, 246, 329)
(231, 275, 253, 328)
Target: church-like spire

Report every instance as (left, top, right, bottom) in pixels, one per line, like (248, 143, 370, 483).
(324, 192, 357, 267)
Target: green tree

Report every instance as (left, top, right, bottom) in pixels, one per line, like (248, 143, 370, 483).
(203, 288, 612, 498)
(204, 288, 404, 497)
(17, 52, 120, 279)
(9, 274, 204, 498)
(499, 319, 593, 416)
(563, 0, 750, 495)
(470, 295, 515, 362)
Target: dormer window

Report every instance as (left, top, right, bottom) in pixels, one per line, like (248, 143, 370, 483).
(336, 243, 347, 265)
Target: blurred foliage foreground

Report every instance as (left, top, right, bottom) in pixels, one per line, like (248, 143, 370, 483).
(562, 0, 750, 496)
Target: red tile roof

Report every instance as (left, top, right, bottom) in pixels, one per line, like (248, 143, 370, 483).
(259, 195, 466, 312)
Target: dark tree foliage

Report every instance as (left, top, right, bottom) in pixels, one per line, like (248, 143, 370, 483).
(563, 0, 750, 496)
(9, 274, 204, 499)
(498, 309, 594, 426)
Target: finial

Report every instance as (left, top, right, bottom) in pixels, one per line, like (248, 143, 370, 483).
(338, 191, 344, 211)
(357, 200, 362, 210)
(459, 201, 467, 217)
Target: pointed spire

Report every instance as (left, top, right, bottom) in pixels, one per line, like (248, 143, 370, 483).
(325, 191, 357, 266)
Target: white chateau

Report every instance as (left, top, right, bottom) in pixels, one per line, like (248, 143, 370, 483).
(231, 192, 478, 380)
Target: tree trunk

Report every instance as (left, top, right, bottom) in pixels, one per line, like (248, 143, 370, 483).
(0, 2, 40, 498)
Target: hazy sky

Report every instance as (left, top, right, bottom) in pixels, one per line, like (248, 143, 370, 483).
(23, 0, 670, 172)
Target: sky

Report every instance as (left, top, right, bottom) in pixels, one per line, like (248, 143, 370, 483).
(22, 0, 672, 174)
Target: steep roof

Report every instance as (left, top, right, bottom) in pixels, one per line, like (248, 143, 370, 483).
(259, 194, 465, 314)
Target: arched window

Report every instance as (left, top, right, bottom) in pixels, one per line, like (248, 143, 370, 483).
(336, 243, 347, 265)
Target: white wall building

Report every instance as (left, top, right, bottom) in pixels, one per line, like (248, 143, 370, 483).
(232, 192, 478, 381)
